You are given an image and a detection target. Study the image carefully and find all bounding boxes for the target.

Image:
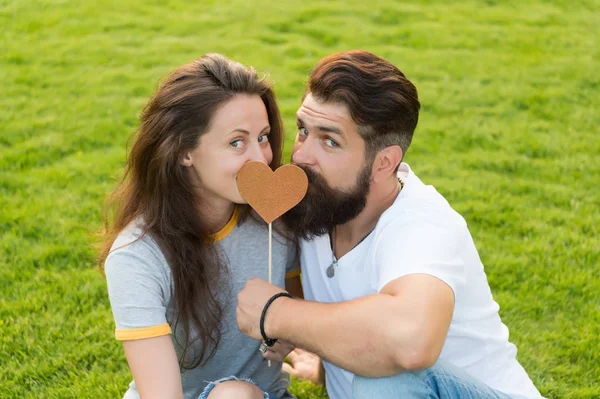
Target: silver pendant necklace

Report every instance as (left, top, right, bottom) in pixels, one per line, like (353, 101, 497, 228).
(326, 263, 336, 278)
(327, 226, 372, 278)
(326, 229, 338, 278)
(326, 178, 404, 278)
(326, 246, 337, 278)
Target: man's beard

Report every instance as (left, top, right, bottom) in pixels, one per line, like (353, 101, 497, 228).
(281, 163, 372, 240)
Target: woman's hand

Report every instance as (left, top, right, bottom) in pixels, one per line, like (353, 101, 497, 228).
(281, 348, 325, 386)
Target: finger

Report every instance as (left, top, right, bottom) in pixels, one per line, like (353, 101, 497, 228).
(286, 348, 302, 362)
(282, 362, 298, 377)
(262, 349, 285, 363)
(272, 341, 295, 356)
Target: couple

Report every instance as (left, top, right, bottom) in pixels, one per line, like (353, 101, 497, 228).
(100, 51, 544, 399)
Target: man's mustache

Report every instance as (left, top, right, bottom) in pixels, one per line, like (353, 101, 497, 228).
(293, 164, 321, 185)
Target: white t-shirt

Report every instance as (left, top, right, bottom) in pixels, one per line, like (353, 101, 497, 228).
(301, 163, 543, 399)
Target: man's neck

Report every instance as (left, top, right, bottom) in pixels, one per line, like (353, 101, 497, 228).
(335, 176, 400, 257)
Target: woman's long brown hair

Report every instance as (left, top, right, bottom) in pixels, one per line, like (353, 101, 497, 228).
(98, 53, 284, 369)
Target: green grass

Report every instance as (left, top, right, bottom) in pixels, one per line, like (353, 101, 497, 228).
(1, 0, 599, 397)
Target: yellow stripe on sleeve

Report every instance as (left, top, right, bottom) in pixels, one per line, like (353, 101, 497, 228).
(285, 269, 301, 279)
(115, 323, 172, 341)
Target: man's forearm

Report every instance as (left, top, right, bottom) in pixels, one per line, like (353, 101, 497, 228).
(267, 294, 419, 377)
(237, 275, 452, 376)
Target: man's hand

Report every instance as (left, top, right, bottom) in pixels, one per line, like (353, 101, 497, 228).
(261, 340, 295, 363)
(282, 348, 325, 386)
(237, 278, 287, 341)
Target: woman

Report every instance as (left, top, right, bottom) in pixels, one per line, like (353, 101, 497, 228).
(99, 53, 302, 399)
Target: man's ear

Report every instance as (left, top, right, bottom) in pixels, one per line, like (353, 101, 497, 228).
(372, 146, 403, 183)
(180, 151, 193, 167)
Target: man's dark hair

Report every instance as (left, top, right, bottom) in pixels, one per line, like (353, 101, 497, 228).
(307, 50, 421, 166)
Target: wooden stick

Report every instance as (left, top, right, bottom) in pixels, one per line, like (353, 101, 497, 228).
(269, 222, 272, 287)
(268, 222, 272, 367)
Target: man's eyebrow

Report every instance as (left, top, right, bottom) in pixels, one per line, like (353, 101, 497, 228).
(317, 125, 343, 136)
(297, 118, 343, 136)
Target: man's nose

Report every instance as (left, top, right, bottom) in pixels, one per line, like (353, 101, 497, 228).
(291, 138, 316, 166)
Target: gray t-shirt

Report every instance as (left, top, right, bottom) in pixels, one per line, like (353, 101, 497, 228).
(104, 213, 298, 399)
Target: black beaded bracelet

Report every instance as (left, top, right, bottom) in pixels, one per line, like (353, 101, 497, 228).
(260, 292, 293, 347)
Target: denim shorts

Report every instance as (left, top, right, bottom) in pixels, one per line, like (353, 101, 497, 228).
(198, 376, 274, 399)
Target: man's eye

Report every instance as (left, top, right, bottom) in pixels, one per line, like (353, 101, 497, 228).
(298, 127, 309, 136)
(325, 138, 339, 148)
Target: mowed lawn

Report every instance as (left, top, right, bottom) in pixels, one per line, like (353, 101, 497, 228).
(1, 0, 599, 398)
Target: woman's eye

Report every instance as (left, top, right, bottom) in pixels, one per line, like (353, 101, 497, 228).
(298, 127, 309, 137)
(325, 138, 339, 148)
(230, 139, 243, 148)
(258, 133, 269, 143)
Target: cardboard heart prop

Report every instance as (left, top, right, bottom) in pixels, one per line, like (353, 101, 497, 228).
(236, 162, 308, 224)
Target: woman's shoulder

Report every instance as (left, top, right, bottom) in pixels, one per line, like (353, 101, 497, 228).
(109, 220, 156, 252)
(105, 220, 170, 278)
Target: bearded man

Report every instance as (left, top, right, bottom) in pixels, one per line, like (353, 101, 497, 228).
(237, 50, 543, 399)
